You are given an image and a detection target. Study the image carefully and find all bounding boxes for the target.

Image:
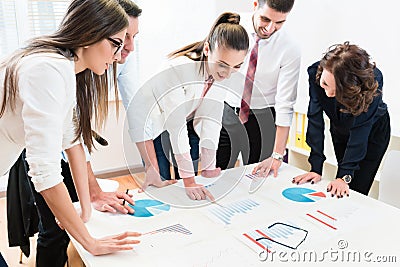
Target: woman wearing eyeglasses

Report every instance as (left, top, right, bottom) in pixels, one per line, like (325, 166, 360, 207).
(128, 12, 249, 201)
(293, 42, 390, 198)
(0, 0, 140, 260)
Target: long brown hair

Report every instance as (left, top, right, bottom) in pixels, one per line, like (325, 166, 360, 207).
(168, 12, 249, 75)
(1, 0, 128, 152)
(316, 41, 378, 116)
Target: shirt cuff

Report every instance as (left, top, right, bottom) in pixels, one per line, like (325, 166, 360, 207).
(275, 112, 293, 127)
(25, 157, 64, 192)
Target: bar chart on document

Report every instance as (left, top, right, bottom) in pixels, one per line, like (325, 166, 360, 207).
(206, 198, 260, 225)
(142, 223, 192, 236)
(241, 221, 308, 253)
(137, 223, 194, 255)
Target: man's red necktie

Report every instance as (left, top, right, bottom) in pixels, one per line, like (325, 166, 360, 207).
(239, 37, 260, 124)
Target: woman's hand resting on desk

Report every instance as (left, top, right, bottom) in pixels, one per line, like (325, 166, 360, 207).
(183, 177, 215, 201)
(87, 232, 142, 256)
(140, 165, 177, 192)
(252, 157, 282, 177)
(292, 172, 322, 185)
(327, 179, 349, 198)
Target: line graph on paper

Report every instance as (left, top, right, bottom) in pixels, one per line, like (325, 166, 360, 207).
(143, 223, 192, 236)
(207, 198, 260, 225)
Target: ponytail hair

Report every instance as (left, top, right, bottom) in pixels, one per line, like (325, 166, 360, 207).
(168, 12, 249, 75)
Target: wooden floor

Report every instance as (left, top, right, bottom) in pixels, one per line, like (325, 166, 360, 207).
(0, 173, 143, 267)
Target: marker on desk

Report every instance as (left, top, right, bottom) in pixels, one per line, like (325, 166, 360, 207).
(122, 189, 129, 206)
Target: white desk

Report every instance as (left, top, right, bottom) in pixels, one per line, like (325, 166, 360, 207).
(71, 164, 400, 266)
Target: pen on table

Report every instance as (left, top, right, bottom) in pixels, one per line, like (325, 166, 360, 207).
(206, 196, 226, 209)
(122, 189, 129, 206)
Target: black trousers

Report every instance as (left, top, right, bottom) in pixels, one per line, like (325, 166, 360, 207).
(216, 102, 276, 169)
(23, 152, 78, 267)
(331, 111, 391, 195)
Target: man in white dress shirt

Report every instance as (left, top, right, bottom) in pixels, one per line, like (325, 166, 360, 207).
(217, 0, 300, 177)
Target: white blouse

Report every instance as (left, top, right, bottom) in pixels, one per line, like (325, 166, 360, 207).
(0, 53, 78, 192)
(127, 56, 226, 154)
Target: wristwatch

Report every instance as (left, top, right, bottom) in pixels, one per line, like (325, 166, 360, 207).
(271, 151, 285, 162)
(340, 174, 352, 184)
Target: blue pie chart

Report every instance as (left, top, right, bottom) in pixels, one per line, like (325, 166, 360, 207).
(282, 187, 326, 203)
(128, 199, 170, 217)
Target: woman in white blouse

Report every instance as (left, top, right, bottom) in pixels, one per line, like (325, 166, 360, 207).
(129, 12, 249, 201)
(0, 0, 140, 256)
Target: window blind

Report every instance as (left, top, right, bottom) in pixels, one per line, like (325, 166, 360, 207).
(0, 0, 18, 57)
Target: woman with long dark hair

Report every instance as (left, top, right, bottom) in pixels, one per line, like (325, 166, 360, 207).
(0, 0, 140, 258)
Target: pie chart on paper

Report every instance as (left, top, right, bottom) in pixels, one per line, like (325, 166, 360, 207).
(128, 199, 171, 217)
(282, 187, 326, 203)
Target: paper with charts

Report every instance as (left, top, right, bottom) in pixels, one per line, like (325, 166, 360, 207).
(240, 221, 309, 254)
(134, 223, 195, 256)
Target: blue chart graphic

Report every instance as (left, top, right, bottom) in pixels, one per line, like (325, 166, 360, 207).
(243, 222, 307, 250)
(128, 199, 170, 217)
(282, 187, 326, 203)
(208, 199, 260, 225)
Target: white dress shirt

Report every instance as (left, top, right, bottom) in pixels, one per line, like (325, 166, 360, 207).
(0, 53, 78, 192)
(224, 14, 301, 127)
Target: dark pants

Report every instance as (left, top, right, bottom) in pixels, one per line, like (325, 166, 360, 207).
(331, 111, 391, 195)
(153, 120, 200, 180)
(24, 154, 78, 267)
(217, 102, 276, 169)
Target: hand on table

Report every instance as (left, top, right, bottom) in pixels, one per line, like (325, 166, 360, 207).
(327, 179, 350, 198)
(139, 165, 177, 192)
(183, 178, 214, 201)
(92, 190, 135, 214)
(292, 171, 321, 185)
(252, 157, 282, 177)
(87, 231, 141, 256)
(201, 167, 221, 178)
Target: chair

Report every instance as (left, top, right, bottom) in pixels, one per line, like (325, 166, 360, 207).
(378, 150, 400, 209)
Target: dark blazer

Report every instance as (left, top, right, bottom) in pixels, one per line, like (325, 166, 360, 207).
(7, 150, 39, 257)
(306, 61, 388, 178)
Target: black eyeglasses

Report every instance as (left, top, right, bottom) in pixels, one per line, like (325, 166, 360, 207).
(107, 37, 123, 55)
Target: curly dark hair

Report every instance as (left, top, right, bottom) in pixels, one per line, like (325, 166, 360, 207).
(316, 41, 379, 116)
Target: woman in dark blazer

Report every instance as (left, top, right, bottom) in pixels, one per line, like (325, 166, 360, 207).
(293, 42, 390, 197)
